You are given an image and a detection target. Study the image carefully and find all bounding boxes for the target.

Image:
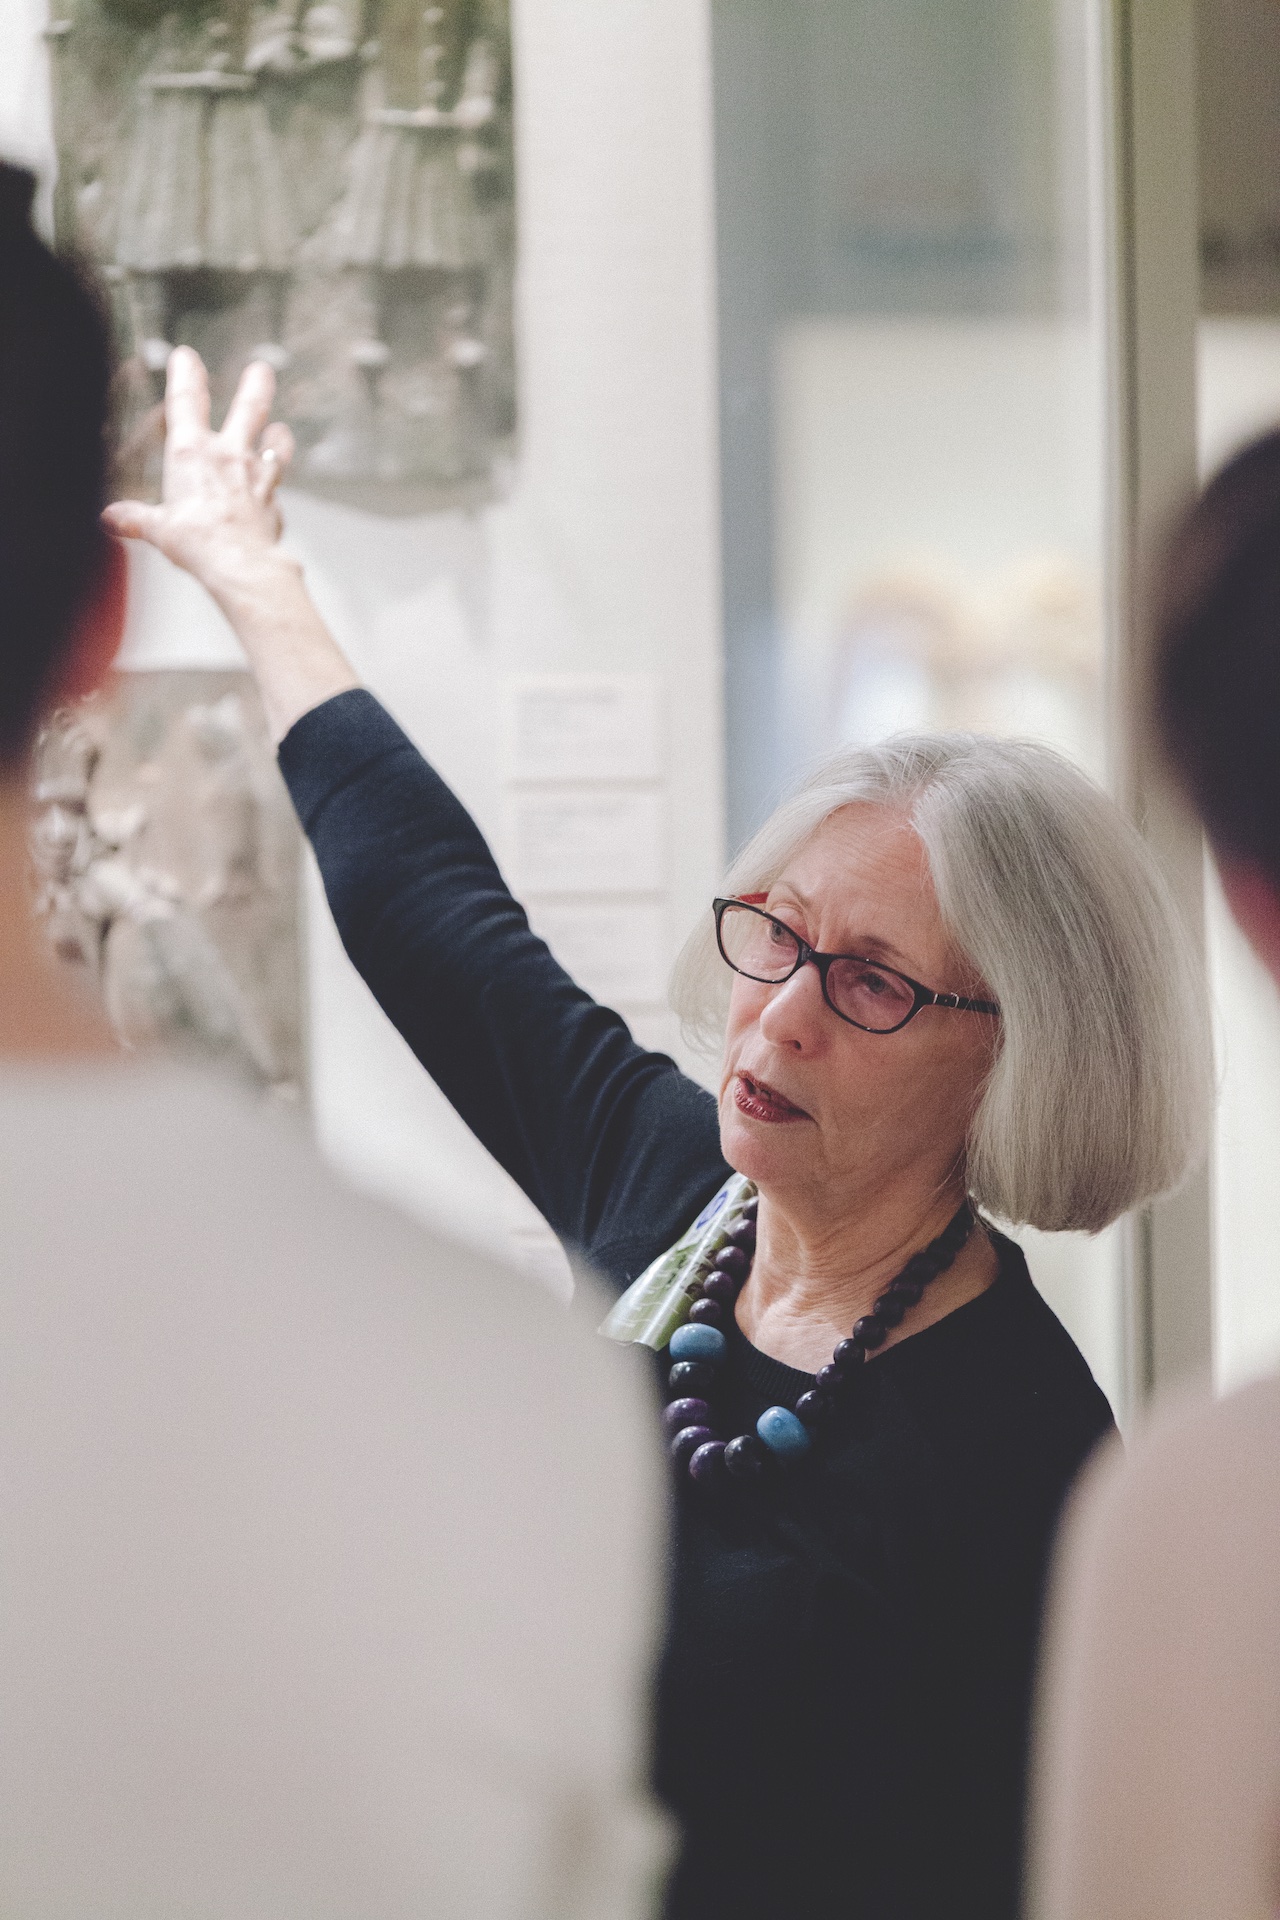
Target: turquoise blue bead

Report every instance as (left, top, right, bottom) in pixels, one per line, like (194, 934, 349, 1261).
(669, 1323, 727, 1362)
(756, 1405, 811, 1457)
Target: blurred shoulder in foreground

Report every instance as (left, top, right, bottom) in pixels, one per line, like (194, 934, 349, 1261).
(0, 1059, 668, 1920)
(1029, 1379, 1280, 1920)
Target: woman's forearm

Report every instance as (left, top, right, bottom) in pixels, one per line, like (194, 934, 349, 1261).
(208, 549, 359, 745)
(277, 690, 727, 1260)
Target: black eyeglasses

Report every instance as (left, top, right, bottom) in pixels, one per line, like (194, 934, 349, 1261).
(713, 897, 1000, 1036)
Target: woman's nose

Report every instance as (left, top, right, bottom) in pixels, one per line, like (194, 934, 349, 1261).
(757, 961, 829, 1051)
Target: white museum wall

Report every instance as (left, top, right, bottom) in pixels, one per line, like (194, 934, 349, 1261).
(2, 0, 725, 1289)
(773, 318, 1106, 774)
(1198, 318, 1280, 1390)
(0, 0, 55, 182)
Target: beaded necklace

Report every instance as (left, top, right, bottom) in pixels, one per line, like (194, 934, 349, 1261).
(660, 1196, 976, 1486)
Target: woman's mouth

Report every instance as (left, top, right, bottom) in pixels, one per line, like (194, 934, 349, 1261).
(734, 1072, 810, 1125)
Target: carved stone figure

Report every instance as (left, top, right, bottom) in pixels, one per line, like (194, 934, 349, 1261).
(108, 0, 300, 386)
(42, 0, 513, 509)
(305, 0, 509, 486)
(30, 673, 303, 1095)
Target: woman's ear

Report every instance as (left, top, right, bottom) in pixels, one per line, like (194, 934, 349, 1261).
(50, 533, 128, 705)
(1216, 851, 1280, 987)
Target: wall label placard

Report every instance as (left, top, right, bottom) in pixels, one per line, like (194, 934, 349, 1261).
(506, 789, 664, 895)
(504, 674, 662, 783)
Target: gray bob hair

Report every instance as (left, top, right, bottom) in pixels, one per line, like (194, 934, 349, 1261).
(672, 734, 1212, 1234)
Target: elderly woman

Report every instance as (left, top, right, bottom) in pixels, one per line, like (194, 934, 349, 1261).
(106, 354, 1212, 1920)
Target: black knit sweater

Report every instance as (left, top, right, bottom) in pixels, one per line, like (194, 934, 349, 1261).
(279, 689, 1116, 1920)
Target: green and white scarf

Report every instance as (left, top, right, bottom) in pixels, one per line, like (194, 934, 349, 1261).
(599, 1172, 757, 1351)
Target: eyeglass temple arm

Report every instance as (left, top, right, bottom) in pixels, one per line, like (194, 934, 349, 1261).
(930, 989, 1000, 1015)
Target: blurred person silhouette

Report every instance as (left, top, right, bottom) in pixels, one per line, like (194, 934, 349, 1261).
(1028, 429, 1280, 1920)
(0, 161, 665, 1920)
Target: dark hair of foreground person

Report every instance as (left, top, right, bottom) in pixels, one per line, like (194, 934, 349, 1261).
(1155, 427, 1280, 877)
(0, 163, 111, 764)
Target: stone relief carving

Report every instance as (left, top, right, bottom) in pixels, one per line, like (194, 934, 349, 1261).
(31, 672, 303, 1096)
(45, 0, 514, 511)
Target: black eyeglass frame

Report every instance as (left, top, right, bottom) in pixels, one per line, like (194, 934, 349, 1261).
(712, 897, 1001, 1036)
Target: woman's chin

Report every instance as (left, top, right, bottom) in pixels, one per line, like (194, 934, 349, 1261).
(719, 1104, 808, 1187)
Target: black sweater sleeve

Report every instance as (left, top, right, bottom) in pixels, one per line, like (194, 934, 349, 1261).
(278, 690, 729, 1282)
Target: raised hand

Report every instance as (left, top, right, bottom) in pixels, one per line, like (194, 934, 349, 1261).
(103, 347, 358, 743)
(103, 348, 295, 593)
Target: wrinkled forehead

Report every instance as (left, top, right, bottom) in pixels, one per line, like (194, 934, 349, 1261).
(775, 800, 970, 972)
(780, 801, 934, 905)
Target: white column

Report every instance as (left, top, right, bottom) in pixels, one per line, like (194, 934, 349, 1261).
(1095, 0, 1211, 1397)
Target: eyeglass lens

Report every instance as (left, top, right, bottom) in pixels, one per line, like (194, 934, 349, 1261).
(717, 902, 917, 1032)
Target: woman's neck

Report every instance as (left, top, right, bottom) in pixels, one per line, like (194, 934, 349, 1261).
(735, 1181, 998, 1374)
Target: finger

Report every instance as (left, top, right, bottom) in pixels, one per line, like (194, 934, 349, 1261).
(101, 500, 163, 542)
(254, 449, 279, 503)
(221, 359, 276, 453)
(254, 421, 295, 500)
(260, 419, 294, 470)
(164, 347, 211, 452)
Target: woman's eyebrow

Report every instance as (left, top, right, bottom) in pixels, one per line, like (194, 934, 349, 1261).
(767, 886, 916, 970)
(839, 933, 916, 970)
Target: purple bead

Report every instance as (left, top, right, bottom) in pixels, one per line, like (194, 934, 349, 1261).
(795, 1389, 830, 1428)
(703, 1272, 739, 1307)
(671, 1424, 717, 1469)
(889, 1279, 924, 1307)
(723, 1433, 767, 1478)
(875, 1296, 906, 1328)
(725, 1219, 756, 1249)
(662, 1397, 711, 1438)
(833, 1338, 863, 1368)
(689, 1298, 724, 1329)
(853, 1315, 886, 1351)
(714, 1245, 749, 1280)
(669, 1359, 716, 1397)
(814, 1362, 846, 1392)
(688, 1439, 727, 1484)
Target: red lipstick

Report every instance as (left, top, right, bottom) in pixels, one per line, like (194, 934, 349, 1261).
(734, 1072, 810, 1125)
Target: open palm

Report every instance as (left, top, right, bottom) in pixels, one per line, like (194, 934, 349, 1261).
(103, 348, 295, 592)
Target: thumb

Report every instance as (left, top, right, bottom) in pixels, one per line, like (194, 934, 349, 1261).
(101, 500, 163, 542)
